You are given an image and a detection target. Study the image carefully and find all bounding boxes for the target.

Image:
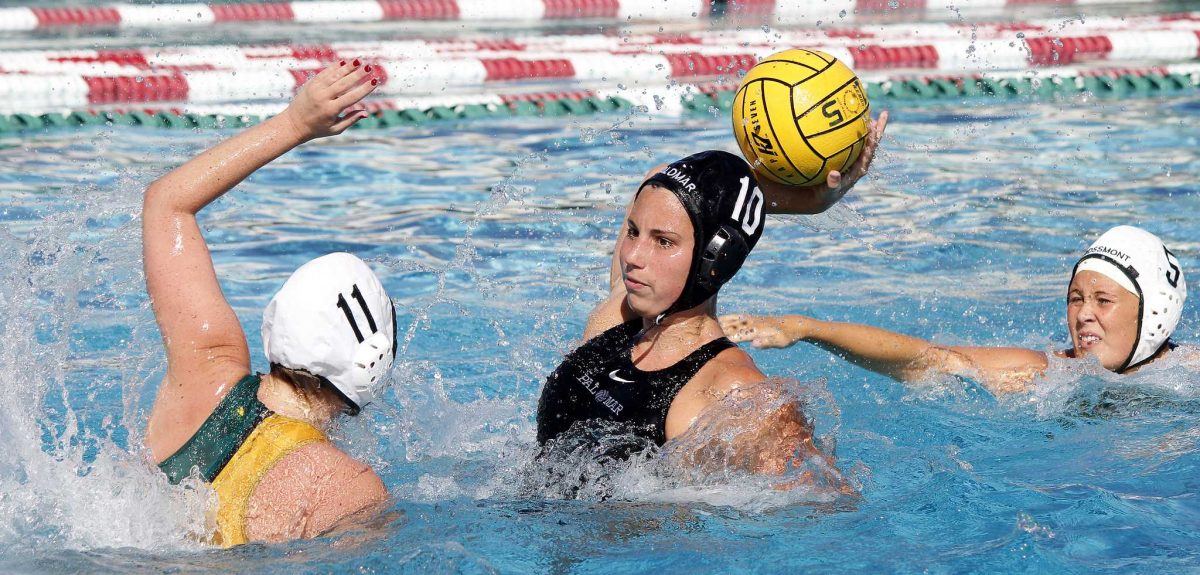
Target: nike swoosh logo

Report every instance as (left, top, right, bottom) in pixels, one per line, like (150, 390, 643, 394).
(608, 369, 634, 384)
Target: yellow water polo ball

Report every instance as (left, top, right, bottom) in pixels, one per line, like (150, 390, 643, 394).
(732, 49, 870, 187)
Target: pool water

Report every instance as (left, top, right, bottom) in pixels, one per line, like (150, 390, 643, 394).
(1, 94, 1199, 573)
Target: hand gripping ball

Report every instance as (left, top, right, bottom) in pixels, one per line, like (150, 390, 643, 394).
(732, 49, 870, 187)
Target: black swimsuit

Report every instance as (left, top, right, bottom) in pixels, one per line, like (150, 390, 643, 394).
(536, 319, 735, 446)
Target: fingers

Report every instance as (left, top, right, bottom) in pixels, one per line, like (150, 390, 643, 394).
(825, 109, 888, 189)
(329, 109, 369, 134)
(328, 62, 371, 96)
(871, 110, 890, 142)
(858, 110, 889, 169)
(718, 313, 749, 331)
(843, 109, 889, 180)
(751, 334, 787, 349)
(725, 323, 756, 342)
(825, 169, 842, 189)
(333, 76, 379, 110)
(312, 59, 358, 88)
(719, 314, 755, 340)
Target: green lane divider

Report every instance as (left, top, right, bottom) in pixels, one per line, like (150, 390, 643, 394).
(0, 75, 1195, 134)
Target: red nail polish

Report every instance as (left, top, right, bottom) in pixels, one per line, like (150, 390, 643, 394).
(364, 64, 372, 73)
(371, 78, 378, 86)
(339, 60, 346, 66)
(352, 59, 360, 67)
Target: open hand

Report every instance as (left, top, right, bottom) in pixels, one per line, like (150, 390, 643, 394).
(281, 59, 378, 141)
(719, 314, 805, 349)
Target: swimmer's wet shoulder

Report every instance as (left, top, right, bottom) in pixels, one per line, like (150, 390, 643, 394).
(663, 342, 764, 441)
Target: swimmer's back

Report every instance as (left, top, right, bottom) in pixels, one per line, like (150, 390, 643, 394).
(155, 374, 386, 545)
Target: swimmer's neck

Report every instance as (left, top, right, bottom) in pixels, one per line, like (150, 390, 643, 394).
(257, 373, 342, 431)
(641, 298, 722, 341)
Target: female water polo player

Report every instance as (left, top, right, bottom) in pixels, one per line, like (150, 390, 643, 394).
(720, 226, 1188, 396)
(143, 61, 395, 545)
(535, 112, 887, 473)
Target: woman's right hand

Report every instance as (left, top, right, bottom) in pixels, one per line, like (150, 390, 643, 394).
(719, 314, 809, 349)
(281, 59, 378, 142)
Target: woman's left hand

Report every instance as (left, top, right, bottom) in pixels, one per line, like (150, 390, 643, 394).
(281, 59, 379, 142)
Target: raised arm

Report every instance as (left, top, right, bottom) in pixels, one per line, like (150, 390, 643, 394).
(720, 313, 1048, 396)
(143, 61, 376, 460)
(761, 111, 888, 215)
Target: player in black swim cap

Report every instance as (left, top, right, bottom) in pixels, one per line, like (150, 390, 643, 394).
(535, 110, 887, 482)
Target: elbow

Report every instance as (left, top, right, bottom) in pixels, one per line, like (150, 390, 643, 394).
(143, 181, 166, 218)
(143, 180, 189, 221)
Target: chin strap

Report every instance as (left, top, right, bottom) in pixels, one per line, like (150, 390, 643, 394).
(1117, 339, 1173, 374)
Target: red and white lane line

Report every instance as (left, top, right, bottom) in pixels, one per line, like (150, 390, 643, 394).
(54, 62, 1200, 123)
(3, 26, 1198, 111)
(4, 54, 1198, 117)
(0, 0, 1180, 31)
(4, 10, 1200, 70)
(3, 22, 1199, 76)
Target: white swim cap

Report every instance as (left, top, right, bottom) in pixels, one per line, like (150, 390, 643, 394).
(262, 253, 396, 414)
(1071, 226, 1186, 372)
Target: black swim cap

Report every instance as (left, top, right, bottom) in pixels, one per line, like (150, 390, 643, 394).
(639, 150, 765, 322)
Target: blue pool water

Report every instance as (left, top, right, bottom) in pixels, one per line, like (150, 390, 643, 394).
(1, 94, 1199, 573)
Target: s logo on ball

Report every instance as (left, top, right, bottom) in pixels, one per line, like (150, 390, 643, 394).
(732, 49, 871, 187)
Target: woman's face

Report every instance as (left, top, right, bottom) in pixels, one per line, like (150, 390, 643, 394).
(620, 185, 695, 318)
(1066, 270, 1141, 371)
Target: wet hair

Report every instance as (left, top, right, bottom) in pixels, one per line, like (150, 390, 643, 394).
(268, 363, 356, 412)
(269, 364, 324, 392)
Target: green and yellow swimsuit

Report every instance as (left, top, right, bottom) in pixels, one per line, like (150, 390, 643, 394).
(157, 374, 327, 546)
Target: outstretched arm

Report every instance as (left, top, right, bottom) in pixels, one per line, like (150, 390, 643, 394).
(143, 61, 377, 460)
(761, 110, 888, 215)
(720, 314, 1048, 396)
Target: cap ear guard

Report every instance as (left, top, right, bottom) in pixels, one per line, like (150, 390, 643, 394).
(348, 329, 393, 411)
(697, 224, 750, 294)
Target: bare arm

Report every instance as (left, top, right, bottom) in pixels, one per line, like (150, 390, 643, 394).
(665, 350, 767, 441)
(144, 61, 377, 460)
(720, 314, 1048, 396)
